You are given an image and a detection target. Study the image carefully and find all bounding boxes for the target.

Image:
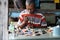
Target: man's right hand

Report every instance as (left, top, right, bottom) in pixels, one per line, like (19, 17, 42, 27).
(24, 16, 28, 22)
(18, 16, 28, 29)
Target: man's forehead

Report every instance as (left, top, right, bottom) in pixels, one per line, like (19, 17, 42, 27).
(26, 4, 34, 6)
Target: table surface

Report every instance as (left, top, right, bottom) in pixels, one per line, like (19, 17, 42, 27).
(9, 28, 60, 40)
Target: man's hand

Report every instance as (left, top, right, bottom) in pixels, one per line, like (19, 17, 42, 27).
(18, 16, 29, 29)
(26, 23, 33, 29)
(24, 16, 28, 22)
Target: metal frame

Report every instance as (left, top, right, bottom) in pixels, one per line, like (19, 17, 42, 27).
(0, 0, 8, 40)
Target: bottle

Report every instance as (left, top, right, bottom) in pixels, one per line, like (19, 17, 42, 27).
(9, 22, 14, 33)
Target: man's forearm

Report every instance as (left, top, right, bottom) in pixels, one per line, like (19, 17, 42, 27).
(18, 21, 26, 29)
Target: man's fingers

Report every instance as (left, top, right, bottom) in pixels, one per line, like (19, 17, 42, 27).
(24, 16, 28, 21)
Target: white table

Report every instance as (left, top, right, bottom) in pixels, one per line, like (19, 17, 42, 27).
(9, 29, 60, 40)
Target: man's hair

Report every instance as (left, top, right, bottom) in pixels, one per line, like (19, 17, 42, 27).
(26, 0, 35, 5)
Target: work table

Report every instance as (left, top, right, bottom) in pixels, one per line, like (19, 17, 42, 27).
(9, 28, 60, 40)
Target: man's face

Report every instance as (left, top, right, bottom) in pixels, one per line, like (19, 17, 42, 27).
(26, 4, 35, 13)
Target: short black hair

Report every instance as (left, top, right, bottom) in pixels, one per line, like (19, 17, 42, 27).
(26, 0, 35, 5)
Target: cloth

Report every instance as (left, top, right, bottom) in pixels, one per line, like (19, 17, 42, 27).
(17, 9, 47, 28)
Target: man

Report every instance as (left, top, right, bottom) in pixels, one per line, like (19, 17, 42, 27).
(16, 0, 47, 29)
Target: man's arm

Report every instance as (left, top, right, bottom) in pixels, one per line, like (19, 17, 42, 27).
(17, 16, 28, 29)
(17, 20, 26, 29)
(41, 16, 47, 28)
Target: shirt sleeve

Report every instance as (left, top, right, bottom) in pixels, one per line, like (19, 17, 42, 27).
(41, 16, 47, 26)
(19, 12, 24, 22)
(16, 12, 24, 28)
